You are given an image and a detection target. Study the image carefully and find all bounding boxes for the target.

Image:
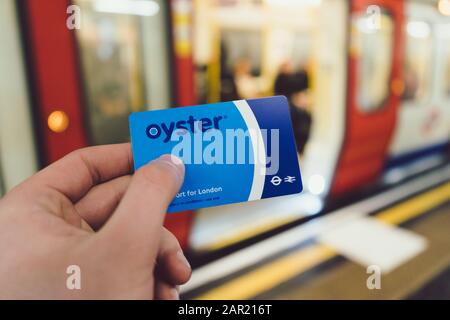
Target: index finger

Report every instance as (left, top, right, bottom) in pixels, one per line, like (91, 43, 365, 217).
(28, 143, 134, 202)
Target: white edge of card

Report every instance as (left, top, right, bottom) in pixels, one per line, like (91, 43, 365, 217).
(233, 100, 266, 201)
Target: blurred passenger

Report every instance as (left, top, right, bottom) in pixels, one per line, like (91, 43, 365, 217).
(274, 63, 312, 155)
(274, 61, 295, 97)
(220, 42, 239, 101)
(293, 67, 309, 94)
(403, 62, 419, 100)
(220, 73, 240, 101)
(233, 58, 261, 99)
(290, 67, 312, 155)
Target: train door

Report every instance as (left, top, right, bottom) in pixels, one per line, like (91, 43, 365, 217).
(387, 1, 450, 177)
(190, 0, 347, 254)
(0, 0, 38, 196)
(330, 0, 404, 196)
(19, 0, 196, 248)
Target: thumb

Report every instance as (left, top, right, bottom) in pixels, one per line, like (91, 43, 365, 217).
(98, 154, 185, 260)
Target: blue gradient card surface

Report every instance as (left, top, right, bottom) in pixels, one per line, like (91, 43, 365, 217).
(129, 96, 302, 213)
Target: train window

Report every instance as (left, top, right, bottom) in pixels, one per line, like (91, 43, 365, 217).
(352, 11, 394, 112)
(402, 20, 433, 103)
(220, 29, 263, 100)
(74, 0, 171, 145)
(221, 29, 262, 77)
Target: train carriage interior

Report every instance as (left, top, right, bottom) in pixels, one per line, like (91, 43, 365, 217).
(1, 0, 450, 300)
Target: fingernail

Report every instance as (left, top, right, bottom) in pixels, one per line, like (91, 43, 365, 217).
(155, 154, 185, 182)
(177, 250, 191, 270)
(170, 287, 180, 300)
(169, 154, 184, 166)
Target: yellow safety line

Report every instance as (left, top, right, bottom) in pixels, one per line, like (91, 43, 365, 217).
(198, 245, 336, 300)
(376, 182, 450, 225)
(196, 181, 450, 300)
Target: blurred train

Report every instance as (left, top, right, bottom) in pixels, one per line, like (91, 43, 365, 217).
(0, 0, 449, 260)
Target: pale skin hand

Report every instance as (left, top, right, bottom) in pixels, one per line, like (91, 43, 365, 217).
(0, 143, 191, 299)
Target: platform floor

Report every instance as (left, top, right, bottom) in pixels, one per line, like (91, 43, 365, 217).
(269, 205, 450, 299)
(182, 173, 450, 300)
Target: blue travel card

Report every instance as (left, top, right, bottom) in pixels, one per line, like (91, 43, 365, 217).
(129, 96, 302, 213)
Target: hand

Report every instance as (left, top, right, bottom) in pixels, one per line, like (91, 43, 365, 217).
(0, 144, 191, 299)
